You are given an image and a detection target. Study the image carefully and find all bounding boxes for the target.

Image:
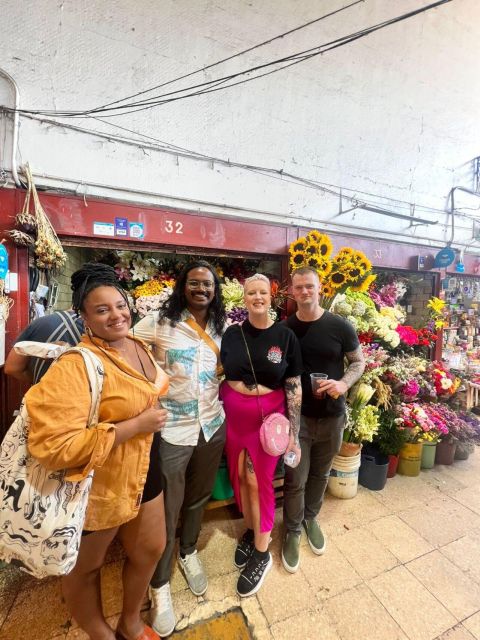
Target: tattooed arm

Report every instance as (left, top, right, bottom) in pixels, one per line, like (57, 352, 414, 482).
(341, 346, 365, 389)
(319, 346, 365, 398)
(284, 375, 302, 463)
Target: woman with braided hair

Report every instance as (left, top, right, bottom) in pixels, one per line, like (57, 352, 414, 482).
(25, 263, 169, 640)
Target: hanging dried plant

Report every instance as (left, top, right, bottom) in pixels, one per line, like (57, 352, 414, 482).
(7, 229, 35, 246)
(20, 163, 67, 271)
(15, 212, 37, 235)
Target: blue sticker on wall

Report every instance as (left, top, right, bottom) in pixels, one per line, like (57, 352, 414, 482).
(433, 246, 455, 268)
(0, 244, 8, 279)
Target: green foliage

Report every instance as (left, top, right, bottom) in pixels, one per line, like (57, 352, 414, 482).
(373, 408, 409, 456)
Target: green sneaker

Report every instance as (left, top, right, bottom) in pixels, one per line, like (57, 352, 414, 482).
(281, 532, 301, 573)
(303, 519, 326, 555)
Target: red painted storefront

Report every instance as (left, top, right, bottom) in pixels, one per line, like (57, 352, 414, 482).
(0, 187, 464, 435)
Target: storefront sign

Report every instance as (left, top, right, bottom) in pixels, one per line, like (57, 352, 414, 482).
(93, 222, 115, 237)
(433, 246, 455, 268)
(115, 217, 128, 237)
(129, 222, 144, 239)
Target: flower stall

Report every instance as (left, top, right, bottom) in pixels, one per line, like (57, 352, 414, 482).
(287, 231, 480, 496)
(86, 249, 286, 323)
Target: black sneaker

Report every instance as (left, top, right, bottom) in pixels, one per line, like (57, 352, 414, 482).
(234, 531, 255, 569)
(236, 552, 272, 597)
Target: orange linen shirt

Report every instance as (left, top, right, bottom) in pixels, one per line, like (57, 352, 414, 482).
(25, 335, 169, 531)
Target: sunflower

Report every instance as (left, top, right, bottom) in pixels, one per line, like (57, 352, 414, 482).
(351, 274, 377, 293)
(289, 250, 306, 270)
(306, 255, 321, 269)
(347, 266, 362, 281)
(335, 247, 354, 263)
(289, 238, 307, 254)
(329, 271, 348, 288)
(305, 241, 318, 255)
(307, 232, 333, 257)
(317, 259, 332, 278)
(321, 282, 335, 298)
(351, 251, 372, 272)
(306, 230, 324, 244)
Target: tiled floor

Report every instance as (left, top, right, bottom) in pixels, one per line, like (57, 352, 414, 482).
(1, 449, 480, 640)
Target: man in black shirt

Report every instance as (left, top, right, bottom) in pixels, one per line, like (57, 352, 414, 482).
(282, 267, 365, 573)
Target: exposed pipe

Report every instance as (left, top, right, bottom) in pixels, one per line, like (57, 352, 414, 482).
(448, 186, 480, 245)
(0, 68, 21, 187)
(25, 169, 463, 251)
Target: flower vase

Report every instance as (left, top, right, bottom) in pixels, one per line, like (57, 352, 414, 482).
(387, 454, 399, 478)
(420, 442, 437, 469)
(398, 442, 423, 477)
(454, 442, 470, 461)
(435, 440, 456, 465)
(339, 441, 362, 457)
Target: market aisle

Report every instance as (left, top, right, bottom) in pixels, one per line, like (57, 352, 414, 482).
(1, 450, 480, 640)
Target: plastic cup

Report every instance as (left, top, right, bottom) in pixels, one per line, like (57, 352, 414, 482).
(284, 450, 298, 468)
(310, 372, 328, 398)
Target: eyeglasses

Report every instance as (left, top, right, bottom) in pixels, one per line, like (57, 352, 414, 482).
(186, 280, 215, 290)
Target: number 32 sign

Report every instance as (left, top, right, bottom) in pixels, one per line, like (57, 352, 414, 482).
(164, 220, 183, 234)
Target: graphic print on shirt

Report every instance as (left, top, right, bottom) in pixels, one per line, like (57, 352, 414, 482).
(267, 346, 283, 364)
(163, 399, 199, 423)
(199, 369, 217, 385)
(166, 346, 196, 375)
(203, 414, 224, 440)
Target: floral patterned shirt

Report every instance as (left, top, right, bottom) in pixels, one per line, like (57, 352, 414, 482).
(133, 310, 225, 446)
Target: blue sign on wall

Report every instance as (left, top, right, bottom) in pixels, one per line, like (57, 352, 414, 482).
(433, 246, 455, 268)
(0, 244, 8, 280)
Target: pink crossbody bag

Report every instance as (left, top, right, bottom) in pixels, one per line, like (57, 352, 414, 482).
(240, 326, 290, 457)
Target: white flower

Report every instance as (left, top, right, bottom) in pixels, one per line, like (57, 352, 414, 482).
(117, 250, 136, 266)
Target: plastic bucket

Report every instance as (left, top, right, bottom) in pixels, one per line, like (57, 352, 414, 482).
(328, 452, 361, 499)
(359, 452, 389, 491)
(211, 462, 234, 500)
(398, 443, 423, 477)
(435, 440, 457, 465)
(454, 442, 470, 461)
(421, 442, 437, 469)
(387, 454, 399, 478)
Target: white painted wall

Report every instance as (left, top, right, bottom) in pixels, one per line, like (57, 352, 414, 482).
(1, 0, 480, 250)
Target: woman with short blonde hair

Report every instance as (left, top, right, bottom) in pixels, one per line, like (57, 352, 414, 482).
(220, 274, 302, 597)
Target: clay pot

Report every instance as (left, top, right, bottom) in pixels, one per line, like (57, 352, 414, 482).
(339, 441, 362, 457)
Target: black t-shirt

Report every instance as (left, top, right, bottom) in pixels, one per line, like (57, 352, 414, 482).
(285, 311, 359, 417)
(221, 319, 303, 389)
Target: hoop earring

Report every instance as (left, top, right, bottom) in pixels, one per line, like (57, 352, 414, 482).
(85, 326, 93, 338)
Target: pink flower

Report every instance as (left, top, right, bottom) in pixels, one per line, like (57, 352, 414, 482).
(402, 379, 420, 398)
(396, 325, 419, 346)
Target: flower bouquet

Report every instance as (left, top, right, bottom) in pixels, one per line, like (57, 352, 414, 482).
(394, 402, 436, 443)
(132, 277, 175, 318)
(289, 230, 376, 309)
(427, 361, 461, 398)
(342, 383, 380, 455)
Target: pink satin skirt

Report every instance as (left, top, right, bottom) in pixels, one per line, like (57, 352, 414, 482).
(221, 382, 286, 532)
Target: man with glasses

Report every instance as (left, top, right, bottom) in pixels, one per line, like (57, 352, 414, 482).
(133, 260, 226, 638)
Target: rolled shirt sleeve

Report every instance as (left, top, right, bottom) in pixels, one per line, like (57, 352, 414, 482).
(132, 315, 156, 344)
(25, 352, 116, 480)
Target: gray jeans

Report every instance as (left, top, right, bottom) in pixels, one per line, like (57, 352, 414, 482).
(150, 422, 226, 588)
(283, 414, 345, 534)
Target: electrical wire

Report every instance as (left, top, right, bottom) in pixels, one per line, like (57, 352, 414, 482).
(94, 0, 365, 112)
(2, 0, 452, 118)
(9, 109, 460, 227)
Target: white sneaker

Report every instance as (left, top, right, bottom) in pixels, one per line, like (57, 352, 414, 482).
(149, 583, 176, 637)
(178, 550, 208, 596)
